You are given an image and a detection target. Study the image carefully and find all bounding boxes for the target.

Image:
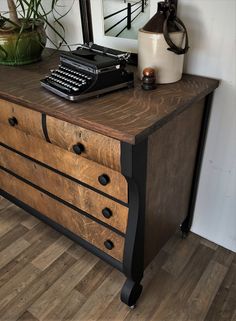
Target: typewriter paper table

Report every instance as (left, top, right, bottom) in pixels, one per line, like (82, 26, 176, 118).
(0, 51, 219, 306)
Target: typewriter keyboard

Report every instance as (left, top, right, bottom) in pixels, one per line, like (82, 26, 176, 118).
(45, 65, 94, 94)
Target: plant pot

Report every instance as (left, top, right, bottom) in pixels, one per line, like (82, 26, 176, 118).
(0, 23, 47, 66)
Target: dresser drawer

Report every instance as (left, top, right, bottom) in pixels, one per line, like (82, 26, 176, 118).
(0, 168, 125, 261)
(0, 145, 128, 233)
(0, 99, 44, 139)
(46, 116, 121, 171)
(0, 124, 128, 203)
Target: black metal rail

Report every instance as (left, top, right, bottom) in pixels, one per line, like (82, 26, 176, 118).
(104, 0, 148, 37)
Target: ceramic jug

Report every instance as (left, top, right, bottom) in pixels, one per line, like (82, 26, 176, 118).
(138, 0, 189, 84)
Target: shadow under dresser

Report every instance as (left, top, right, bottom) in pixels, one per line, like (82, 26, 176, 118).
(0, 51, 219, 307)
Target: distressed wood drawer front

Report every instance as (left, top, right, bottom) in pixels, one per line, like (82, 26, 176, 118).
(0, 145, 128, 233)
(0, 124, 128, 203)
(46, 116, 121, 171)
(0, 99, 44, 139)
(0, 169, 125, 262)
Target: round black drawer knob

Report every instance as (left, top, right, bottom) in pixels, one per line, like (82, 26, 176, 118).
(73, 143, 85, 155)
(98, 174, 110, 186)
(104, 240, 114, 250)
(8, 117, 18, 127)
(102, 208, 113, 219)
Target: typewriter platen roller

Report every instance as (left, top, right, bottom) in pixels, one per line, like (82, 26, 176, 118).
(40, 44, 134, 102)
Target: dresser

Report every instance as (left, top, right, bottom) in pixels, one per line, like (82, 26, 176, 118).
(0, 51, 219, 307)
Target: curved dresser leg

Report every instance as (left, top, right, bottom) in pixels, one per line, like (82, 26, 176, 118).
(120, 278, 143, 308)
(121, 140, 148, 307)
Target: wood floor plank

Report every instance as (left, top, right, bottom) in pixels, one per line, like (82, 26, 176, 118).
(184, 259, 228, 321)
(0, 201, 235, 321)
(75, 259, 113, 297)
(23, 221, 60, 244)
(162, 233, 200, 277)
(125, 270, 173, 321)
(44, 289, 86, 321)
(98, 295, 131, 321)
(71, 269, 124, 321)
(142, 249, 169, 287)
(99, 250, 169, 321)
(21, 215, 40, 230)
(32, 235, 73, 271)
(0, 264, 40, 311)
(200, 238, 219, 250)
(0, 237, 31, 269)
(213, 246, 235, 268)
(149, 244, 215, 321)
(0, 252, 76, 321)
(17, 311, 39, 321)
(231, 310, 236, 321)
(0, 224, 28, 252)
(0, 207, 28, 238)
(66, 243, 88, 260)
(0, 197, 13, 212)
(161, 231, 183, 254)
(28, 252, 98, 320)
(0, 228, 60, 288)
(205, 258, 236, 321)
(0, 239, 41, 288)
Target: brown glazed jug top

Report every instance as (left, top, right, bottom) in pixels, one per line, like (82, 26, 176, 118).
(142, 1, 179, 33)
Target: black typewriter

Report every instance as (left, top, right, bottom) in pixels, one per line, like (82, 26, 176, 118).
(40, 43, 134, 101)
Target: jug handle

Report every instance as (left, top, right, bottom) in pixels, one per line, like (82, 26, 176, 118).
(163, 11, 189, 55)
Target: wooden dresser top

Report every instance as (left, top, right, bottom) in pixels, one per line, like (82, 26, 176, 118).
(0, 50, 219, 144)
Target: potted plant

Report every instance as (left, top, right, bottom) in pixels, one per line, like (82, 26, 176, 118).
(0, 0, 67, 65)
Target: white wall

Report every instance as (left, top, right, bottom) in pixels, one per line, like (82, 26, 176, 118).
(41, 0, 83, 50)
(51, 0, 83, 50)
(178, 0, 236, 252)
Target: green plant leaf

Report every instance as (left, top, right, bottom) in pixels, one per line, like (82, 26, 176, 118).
(1, 0, 74, 49)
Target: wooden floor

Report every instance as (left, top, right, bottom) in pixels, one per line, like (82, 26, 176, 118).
(0, 197, 235, 321)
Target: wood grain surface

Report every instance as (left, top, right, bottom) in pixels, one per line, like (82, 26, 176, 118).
(0, 99, 44, 140)
(0, 124, 128, 203)
(0, 145, 128, 233)
(46, 116, 121, 171)
(0, 50, 219, 144)
(0, 170, 124, 261)
(144, 99, 205, 266)
(0, 198, 235, 321)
